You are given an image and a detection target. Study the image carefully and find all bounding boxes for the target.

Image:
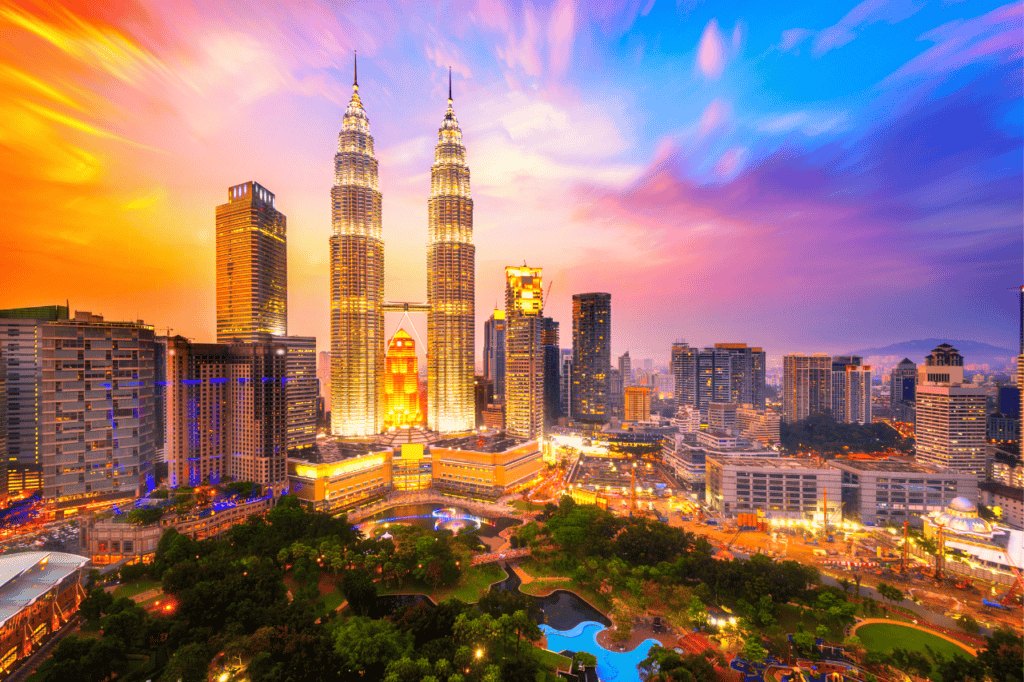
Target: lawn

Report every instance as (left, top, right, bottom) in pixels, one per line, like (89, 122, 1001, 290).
(856, 623, 974, 660)
(533, 647, 572, 672)
(112, 579, 161, 600)
(317, 591, 345, 615)
(510, 500, 546, 512)
(520, 579, 570, 597)
(383, 563, 509, 603)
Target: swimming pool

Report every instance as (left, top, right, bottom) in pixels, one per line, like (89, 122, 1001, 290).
(540, 621, 661, 681)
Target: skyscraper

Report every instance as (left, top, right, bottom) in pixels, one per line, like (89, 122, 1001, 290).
(41, 312, 157, 502)
(624, 386, 651, 423)
(280, 335, 317, 453)
(504, 266, 543, 439)
(671, 342, 697, 409)
(619, 351, 632, 388)
(915, 344, 985, 478)
(215, 182, 287, 343)
(384, 329, 423, 429)
(165, 336, 288, 490)
(571, 293, 611, 424)
(483, 309, 506, 403)
(831, 355, 862, 422)
(782, 354, 832, 423)
(559, 349, 573, 419)
(843, 365, 872, 425)
(541, 317, 560, 425)
(890, 358, 917, 422)
(330, 56, 384, 437)
(427, 71, 475, 434)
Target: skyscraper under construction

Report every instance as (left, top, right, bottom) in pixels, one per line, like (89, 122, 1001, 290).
(330, 57, 384, 437)
(427, 71, 475, 433)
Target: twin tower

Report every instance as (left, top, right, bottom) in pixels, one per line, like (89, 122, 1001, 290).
(330, 58, 475, 437)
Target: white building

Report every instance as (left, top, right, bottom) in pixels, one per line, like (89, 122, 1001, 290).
(706, 456, 841, 520)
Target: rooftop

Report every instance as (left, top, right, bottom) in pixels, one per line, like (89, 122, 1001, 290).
(432, 434, 527, 453)
(291, 438, 389, 464)
(708, 456, 831, 470)
(0, 552, 88, 627)
(830, 458, 945, 474)
(979, 481, 1024, 502)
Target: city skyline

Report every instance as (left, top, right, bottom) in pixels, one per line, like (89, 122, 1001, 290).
(1, 0, 1020, 363)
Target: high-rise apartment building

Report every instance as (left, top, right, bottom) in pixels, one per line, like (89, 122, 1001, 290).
(0, 345, 6, 492)
(624, 386, 651, 423)
(571, 293, 611, 424)
(330, 60, 384, 437)
(41, 312, 156, 503)
(671, 342, 697, 409)
(843, 364, 872, 424)
(427, 74, 475, 434)
(782, 354, 832, 423)
(541, 317, 560, 425)
(559, 350, 572, 419)
(383, 329, 422, 429)
(483, 309, 506, 403)
(280, 335, 317, 453)
(215, 182, 287, 343)
(714, 343, 767, 409)
(915, 344, 986, 478)
(165, 336, 287, 490)
(708, 402, 738, 433)
(619, 351, 632, 388)
(736, 405, 781, 444)
(890, 358, 917, 422)
(504, 266, 544, 439)
(607, 368, 624, 419)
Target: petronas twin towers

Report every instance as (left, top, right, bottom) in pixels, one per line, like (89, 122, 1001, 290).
(330, 58, 475, 437)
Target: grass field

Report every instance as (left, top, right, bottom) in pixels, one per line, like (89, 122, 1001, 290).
(519, 578, 570, 597)
(112, 579, 161, 600)
(383, 563, 509, 603)
(856, 623, 974, 660)
(510, 501, 546, 512)
(534, 647, 573, 672)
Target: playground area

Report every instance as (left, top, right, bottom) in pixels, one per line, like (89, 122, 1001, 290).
(731, 654, 860, 682)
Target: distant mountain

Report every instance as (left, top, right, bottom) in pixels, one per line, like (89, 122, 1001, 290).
(846, 339, 1016, 367)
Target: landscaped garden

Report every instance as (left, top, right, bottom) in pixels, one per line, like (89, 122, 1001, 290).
(855, 622, 972, 659)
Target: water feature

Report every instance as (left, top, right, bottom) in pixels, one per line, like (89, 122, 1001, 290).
(489, 563, 611, 629)
(540, 621, 661, 681)
(360, 503, 518, 539)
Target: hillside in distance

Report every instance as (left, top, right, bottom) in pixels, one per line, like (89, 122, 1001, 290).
(847, 339, 1016, 367)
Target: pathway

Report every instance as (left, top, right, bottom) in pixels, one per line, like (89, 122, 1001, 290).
(471, 548, 530, 566)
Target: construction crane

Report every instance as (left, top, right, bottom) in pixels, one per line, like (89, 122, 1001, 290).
(901, 521, 910, 574)
(934, 523, 946, 581)
(999, 548, 1024, 606)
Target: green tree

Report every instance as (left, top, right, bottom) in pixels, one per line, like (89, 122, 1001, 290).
(334, 616, 413, 679)
(956, 613, 979, 634)
(976, 627, 1024, 682)
(687, 595, 709, 629)
(743, 638, 768, 664)
(340, 568, 378, 616)
(163, 641, 211, 682)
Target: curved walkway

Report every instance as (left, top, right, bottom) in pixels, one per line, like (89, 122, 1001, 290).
(852, 619, 978, 656)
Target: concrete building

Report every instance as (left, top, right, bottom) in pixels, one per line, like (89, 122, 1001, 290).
(662, 432, 777, 496)
(165, 336, 287, 492)
(215, 182, 287, 343)
(289, 440, 392, 513)
(0, 552, 89, 678)
(426, 75, 475, 434)
(571, 293, 611, 424)
(317, 351, 331, 414)
(915, 344, 986, 478)
(705, 456, 841, 519)
(843, 364, 873, 425)
(830, 458, 978, 526)
(890, 358, 917, 423)
(483, 309, 506, 403)
(670, 404, 702, 433)
(279, 335, 317, 454)
(41, 312, 157, 504)
(736, 405, 781, 445)
(831, 356, 861, 422)
(671, 342, 697, 410)
(504, 266, 544, 439)
(708, 402, 738, 434)
(607, 368, 623, 420)
(782, 354, 832, 423)
(672, 343, 766, 415)
(619, 351, 632, 388)
(430, 435, 544, 500)
(474, 375, 492, 427)
(541, 317, 561, 425)
(979, 481, 1023, 529)
(624, 386, 651, 423)
(330, 61, 385, 437)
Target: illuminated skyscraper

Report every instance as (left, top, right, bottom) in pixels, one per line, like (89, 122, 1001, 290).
(916, 345, 985, 478)
(330, 55, 384, 437)
(428, 71, 475, 434)
(215, 182, 287, 343)
(505, 266, 543, 439)
(280, 335, 317, 453)
(483, 309, 506, 402)
(571, 293, 611, 424)
(624, 386, 651, 423)
(782, 353, 832, 423)
(384, 329, 423, 429)
(619, 351, 632, 388)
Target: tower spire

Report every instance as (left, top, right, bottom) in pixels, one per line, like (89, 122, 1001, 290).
(353, 50, 358, 91)
(448, 66, 452, 102)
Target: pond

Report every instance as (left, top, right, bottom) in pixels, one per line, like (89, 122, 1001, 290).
(360, 503, 519, 539)
(541, 621, 660, 681)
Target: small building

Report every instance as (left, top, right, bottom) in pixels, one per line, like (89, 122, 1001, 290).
(0, 552, 89, 677)
(431, 435, 543, 501)
(978, 481, 1023, 529)
(288, 440, 392, 513)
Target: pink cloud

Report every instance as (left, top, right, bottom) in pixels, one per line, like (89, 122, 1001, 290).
(425, 43, 474, 79)
(547, 0, 576, 78)
(696, 19, 725, 79)
(474, 0, 511, 32)
(698, 98, 730, 137)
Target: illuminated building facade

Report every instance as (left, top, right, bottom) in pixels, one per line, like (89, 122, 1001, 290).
(571, 293, 611, 424)
(280, 335, 317, 454)
(384, 329, 423, 429)
(914, 344, 985, 478)
(215, 182, 287, 343)
(504, 267, 544, 439)
(624, 386, 651, 423)
(427, 75, 475, 434)
(782, 353, 832, 423)
(843, 364, 872, 425)
(483, 309, 506, 403)
(671, 342, 697, 410)
(619, 351, 632, 388)
(736, 404, 781, 444)
(40, 312, 156, 504)
(165, 336, 288, 491)
(330, 58, 384, 437)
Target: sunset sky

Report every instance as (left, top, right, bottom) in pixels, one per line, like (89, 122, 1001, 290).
(1, 0, 1020, 365)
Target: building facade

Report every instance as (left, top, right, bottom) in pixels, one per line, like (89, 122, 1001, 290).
(279, 335, 317, 454)
(571, 293, 611, 424)
(619, 351, 632, 388)
(559, 350, 572, 420)
(915, 344, 986, 478)
(40, 313, 156, 504)
(706, 456, 842, 519)
(830, 356, 860, 422)
(624, 386, 651, 423)
(890, 358, 917, 422)
(383, 329, 423, 429)
(671, 342, 698, 410)
(782, 353, 832, 423)
(483, 309, 506, 403)
(843, 364, 872, 424)
(735, 404, 781, 445)
(708, 402, 738, 433)
(215, 182, 287, 343)
(504, 267, 544, 439)
(427, 77, 475, 434)
(330, 62, 385, 437)
(541, 317, 560, 425)
(165, 337, 288, 491)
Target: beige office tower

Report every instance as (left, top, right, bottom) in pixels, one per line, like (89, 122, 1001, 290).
(427, 72, 475, 434)
(782, 353, 832, 423)
(915, 344, 986, 478)
(165, 336, 288, 490)
(330, 57, 384, 437)
(215, 182, 287, 343)
(504, 266, 544, 439)
(280, 335, 317, 454)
